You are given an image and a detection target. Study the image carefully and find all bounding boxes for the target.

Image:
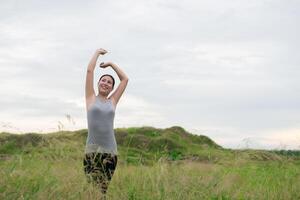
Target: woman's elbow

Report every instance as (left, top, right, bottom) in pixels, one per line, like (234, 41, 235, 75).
(122, 77, 129, 82)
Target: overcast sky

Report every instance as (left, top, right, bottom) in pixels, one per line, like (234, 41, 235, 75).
(1, 0, 299, 149)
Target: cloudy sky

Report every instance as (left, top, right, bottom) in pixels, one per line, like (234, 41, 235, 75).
(1, 0, 299, 149)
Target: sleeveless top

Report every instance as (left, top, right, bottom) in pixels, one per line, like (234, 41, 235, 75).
(85, 97, 118, 155)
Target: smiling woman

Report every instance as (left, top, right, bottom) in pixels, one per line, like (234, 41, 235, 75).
(97, 73, 115, 100)
(83, 48, 129, 197)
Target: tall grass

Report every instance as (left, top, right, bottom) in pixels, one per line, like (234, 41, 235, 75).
(1, 127, 300, 200)
(1, 151, 299, 200)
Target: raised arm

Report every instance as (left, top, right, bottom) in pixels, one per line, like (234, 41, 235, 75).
(100, 62, 129, 107)
(85, 49, 107, 99)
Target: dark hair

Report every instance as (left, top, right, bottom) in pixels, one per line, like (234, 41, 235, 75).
(99, 74, 115, 88)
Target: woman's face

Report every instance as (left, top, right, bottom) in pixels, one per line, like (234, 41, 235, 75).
(98, 76, 114, 95)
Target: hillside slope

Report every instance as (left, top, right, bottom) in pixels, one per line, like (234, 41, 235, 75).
(0, 126, 297, 165)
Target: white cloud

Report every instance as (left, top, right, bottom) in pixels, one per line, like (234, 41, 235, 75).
(115, 94, 169, 128)
(0, 0, 300, 149)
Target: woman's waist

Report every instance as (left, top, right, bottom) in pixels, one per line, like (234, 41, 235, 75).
(87, 131, 116, 141)
(85, 143, 118, 155)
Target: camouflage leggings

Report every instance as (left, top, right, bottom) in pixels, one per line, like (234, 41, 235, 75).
(83, 152, 118, 194)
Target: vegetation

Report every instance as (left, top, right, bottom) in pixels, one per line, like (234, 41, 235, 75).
(0, 126, 299, 199)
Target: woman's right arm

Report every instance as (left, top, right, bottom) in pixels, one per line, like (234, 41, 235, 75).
(85, 49, 107, 99)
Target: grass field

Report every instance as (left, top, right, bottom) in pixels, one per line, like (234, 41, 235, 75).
(0, 126, 299, 200)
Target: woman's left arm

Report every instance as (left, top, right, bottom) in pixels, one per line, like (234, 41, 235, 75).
(101, 62, 129, 107)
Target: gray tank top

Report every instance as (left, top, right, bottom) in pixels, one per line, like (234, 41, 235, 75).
(85, 97, 118, 155)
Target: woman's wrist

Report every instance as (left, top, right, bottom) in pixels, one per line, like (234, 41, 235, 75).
(109, 62, 117, 68)
(94, 51, 101, 57)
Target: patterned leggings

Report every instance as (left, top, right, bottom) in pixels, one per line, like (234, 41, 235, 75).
(83, 152, 118, 194)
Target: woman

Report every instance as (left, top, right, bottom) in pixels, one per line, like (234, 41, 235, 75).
(83, 48, 129, 196)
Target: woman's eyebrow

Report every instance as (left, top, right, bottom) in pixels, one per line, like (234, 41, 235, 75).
(101, 79, 112, 83)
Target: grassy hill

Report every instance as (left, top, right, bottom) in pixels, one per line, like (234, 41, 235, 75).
(0, 126, 298, 165)
(0, 126, 222, 164)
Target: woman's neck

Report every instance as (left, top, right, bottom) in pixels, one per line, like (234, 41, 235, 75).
(97, 94, 108, 100)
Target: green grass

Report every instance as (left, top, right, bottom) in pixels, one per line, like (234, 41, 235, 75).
(0, 126, 299, 199)
(1, 153, 299, 200)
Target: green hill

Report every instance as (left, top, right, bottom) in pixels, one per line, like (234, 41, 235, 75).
(0, 126, 298, 165)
